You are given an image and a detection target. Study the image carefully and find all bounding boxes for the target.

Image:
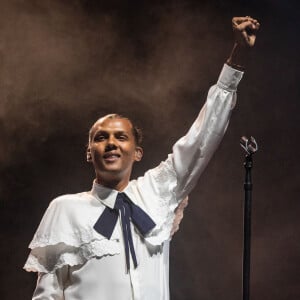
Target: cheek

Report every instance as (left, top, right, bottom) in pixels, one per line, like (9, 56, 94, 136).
(90, 147, 103, 161)
(122, 150, 137, 165)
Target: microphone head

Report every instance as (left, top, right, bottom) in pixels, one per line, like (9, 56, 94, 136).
(240, 136, 258, 155)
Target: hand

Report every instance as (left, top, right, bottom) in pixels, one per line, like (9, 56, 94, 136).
(170, 196, 189, 238)
(232, 16, 260, 48)
(227, 16, 260, 70)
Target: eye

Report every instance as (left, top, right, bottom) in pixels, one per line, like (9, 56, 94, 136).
(94, 133, 106, 142)
(117, 134, 128, 141)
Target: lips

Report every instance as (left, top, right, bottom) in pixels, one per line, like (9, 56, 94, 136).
(103, 152, 121, 162)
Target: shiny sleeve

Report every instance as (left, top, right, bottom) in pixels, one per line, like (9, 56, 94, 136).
(172, 64, 243, 200)
(139, 64, 244, 245)
(32, 266, 68, 300)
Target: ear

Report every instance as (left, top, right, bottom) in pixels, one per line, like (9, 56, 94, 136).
(134, 147, 143, 162)
(86, 147, 92, 162)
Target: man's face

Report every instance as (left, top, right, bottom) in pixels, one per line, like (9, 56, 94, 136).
(87, 117, 143, 184)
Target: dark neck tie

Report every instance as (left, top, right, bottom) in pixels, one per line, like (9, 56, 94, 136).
(93, 192, 156, 271)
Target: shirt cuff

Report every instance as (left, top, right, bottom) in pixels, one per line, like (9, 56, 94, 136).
(217, 64, 244, 92)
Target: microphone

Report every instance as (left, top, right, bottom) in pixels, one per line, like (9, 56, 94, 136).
(240, 136, 258, 155)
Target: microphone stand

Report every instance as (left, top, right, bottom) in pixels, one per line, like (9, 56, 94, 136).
(240, 136, 258, 300)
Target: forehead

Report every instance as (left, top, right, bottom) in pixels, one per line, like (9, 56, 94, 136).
(90, 117, 134, 136)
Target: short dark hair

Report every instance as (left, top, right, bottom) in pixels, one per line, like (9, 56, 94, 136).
(88, 114, 143, 146)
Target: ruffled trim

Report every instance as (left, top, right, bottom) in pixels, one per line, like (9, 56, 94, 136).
(24, 192, 123, 273)
(139, 155, 179, 246)
(24, 238, 120, 273)
(29, 226, 102, 249)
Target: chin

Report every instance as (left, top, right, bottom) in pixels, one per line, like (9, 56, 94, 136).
(100, 165, 125, 174)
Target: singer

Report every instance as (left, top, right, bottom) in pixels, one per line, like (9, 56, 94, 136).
(24, 17, 259, 300)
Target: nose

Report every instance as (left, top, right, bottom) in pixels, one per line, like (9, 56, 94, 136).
(105, 136, 118, 151)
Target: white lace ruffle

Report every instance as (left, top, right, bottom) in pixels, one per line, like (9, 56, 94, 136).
(29, 226, 102, 249)
(139, 156, 179, 246)
(24, 238, 120, 273)
(24, 191, 123, 273)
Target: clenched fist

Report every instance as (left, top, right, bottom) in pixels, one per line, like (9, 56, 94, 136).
(232, 16, 260, 47)
(227, 16, 260, 70)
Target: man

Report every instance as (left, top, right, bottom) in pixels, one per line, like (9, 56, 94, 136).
(24, 17, 260, 299)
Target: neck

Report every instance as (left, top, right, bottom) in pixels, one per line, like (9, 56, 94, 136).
(96, 174, 130, 191)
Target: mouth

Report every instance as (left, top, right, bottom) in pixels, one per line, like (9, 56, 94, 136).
(103, 152, 121, 162)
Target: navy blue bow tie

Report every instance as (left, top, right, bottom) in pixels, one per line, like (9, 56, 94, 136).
(94, 192, 156, 271)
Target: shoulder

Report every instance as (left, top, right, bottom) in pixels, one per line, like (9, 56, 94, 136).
(35, 191, 98, 236)
(136, 155, 177, 190)
(46, 191, 94, 216)
(50, 191, 91, 205)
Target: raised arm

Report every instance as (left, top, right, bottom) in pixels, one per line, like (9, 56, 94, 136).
(172, 16, 260, 200)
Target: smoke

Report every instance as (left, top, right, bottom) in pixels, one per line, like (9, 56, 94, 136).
(1, 1, 300, 299)
(0, 0, 233, 169)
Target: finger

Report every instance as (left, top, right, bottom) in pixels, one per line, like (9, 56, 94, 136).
(232, 16, 259, 25)
(244, 33, 257, 47)
(232, 16, 255, 25)
(234, 20, 252, 31)
(235, 20, 257, 32)
(233, 17, 260, 32)
(242, 30, 249, 42)
(251, 19, 260, 28)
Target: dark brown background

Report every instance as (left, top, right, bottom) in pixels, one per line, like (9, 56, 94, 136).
(0, 0, 299, 299)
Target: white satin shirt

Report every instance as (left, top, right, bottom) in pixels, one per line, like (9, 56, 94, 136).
(24, 64, 243, 300)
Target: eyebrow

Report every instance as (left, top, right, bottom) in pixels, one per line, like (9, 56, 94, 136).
(94, 129, 129, 134)
(93, 130, 131, 137)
